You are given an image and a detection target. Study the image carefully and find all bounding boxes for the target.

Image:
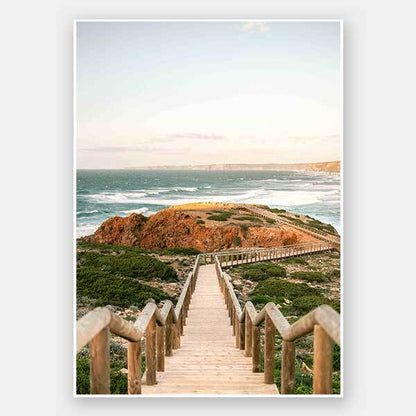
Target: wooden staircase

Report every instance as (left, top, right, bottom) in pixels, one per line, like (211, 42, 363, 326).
(76, 242, 340, 396)
(141, 264, 278, 394)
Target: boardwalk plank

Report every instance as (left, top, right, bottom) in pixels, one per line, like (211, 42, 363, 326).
(141, 264, 278, 395)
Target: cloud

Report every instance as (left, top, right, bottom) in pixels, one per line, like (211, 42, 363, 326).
(240, 22, 271, 34)
(79, 145, 190, 154)
(163, 133, 225, 141)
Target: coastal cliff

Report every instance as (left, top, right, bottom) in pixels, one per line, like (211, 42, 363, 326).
(129, 161, 340, 173)
(80, 203, 335, 252)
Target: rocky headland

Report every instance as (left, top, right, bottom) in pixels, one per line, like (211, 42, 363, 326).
(80, 203, 337, 252)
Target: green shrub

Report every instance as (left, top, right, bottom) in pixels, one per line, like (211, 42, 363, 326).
(233, 233, 242, 247)
(207, 212, 232, 221)
(196, 219, 205, 225)
(233, 216, 262, 223)
(77, 252, 178, 282)
(327, 269, 341, 279)
(291, 271, 327, 282)
(269, 208, 287, 214)
(250, 278, 321, 306)
(76, 267, 175, 308)
(292, 295, 340, 314)
(236, 263, 287, 282)
(266, 218, 276, 224)
(282, 257, 309, 265)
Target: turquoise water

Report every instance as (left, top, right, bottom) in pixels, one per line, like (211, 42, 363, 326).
(77, 170, 341, 238)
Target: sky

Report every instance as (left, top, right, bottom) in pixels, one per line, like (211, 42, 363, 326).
(76, 21, 341, 169)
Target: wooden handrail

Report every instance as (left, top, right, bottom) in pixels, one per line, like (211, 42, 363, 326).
(76, 254, 201, 394)
(215, 250, 340, 394)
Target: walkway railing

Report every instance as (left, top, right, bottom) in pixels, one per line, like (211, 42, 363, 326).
(76, 255, 201, 394)
(200, 241, 334, 265)
(214, 252, 340, 394)
(246, 206, 340, 246)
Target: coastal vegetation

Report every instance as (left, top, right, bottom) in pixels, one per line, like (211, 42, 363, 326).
(226, 251, 341, 393)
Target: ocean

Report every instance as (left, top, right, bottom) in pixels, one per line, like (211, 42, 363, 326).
(76, 170, 341, 238)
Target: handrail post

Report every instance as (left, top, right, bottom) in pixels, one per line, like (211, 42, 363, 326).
(252, 325, 260, 373)
(157, 323, 165, 372)
(127, 341, 141, 394)
(90, 326, 110, 394)
(145, 315, 157, 385)
(245, 311, 252, 357)
(264, 314, 275, 384)
(165, 309, 173, 357)
(281, 340, 295, 394)
(239, 318, 245, 350)
(313, 324, 333, 394)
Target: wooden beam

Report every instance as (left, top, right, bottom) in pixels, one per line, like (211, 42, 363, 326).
(145, 316, 157, 385)
(127, 341, 141, 394)
(313, 324, 333, 394)
(281, 340, 295, 394)
(89, 326, 110, 394)
(264, 314, 275, 384)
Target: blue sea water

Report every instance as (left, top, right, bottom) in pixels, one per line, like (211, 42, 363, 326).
(76, 170, 341, 238)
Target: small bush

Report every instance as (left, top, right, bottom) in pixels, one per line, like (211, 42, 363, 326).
(250, 278, 321, 306)
(233, 216, 262, 223)
(237, 263, 287, 282)
(196, 219, 205, 225)
(77, 252, 178, 282)
(266, 218, 276, 224)
(233, 232, 242, 247)
(291, 271, 327, 282)
(207, 213, 230, 221)
(292, 295, 340, 314)
(327, 269, 340, 279)
(76, 267, 175, 308)
(269, 208, 287, 214)
(282, 257, 309, 265)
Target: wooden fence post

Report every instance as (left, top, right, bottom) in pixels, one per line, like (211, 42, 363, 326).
(127, 341, 141, 394)
(313, 324, 333, 394)
(165, 310, 173, 357)
(245, 312, 252, 357)
(264, 314, 275, 384)
(145, 316, 157, 385)
(281, 340, 295, 394)
(90, 326, 110, 394)
(156, 324, 165, 372)
(252, 325, 260, 373)
(239, 319, 245, 350)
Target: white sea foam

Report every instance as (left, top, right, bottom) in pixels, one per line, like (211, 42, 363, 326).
(77, 209, 99, 214)
(76, 224, 98, 238)
(120, 207, 149, 215)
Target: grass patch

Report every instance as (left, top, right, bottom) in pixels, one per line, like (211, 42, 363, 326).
(250, 278, 321, 307)
(266, 218, 276, 224)
(292, 295, 340, 314)
(326, 269, 340, 279)
(233, 216, 263, 223)
(207, 211, 232, 221)
(77, 267, 175, 308)
(234, 263, 287, 282)
(78, 251, 178, 282)
(291, 271, 327, 283)
(77, 241, 201, 256)
(269, 208, 287, 214)
(281, 257, 309, 265)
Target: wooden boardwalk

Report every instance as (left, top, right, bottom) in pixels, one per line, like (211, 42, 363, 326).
(141, 264, 279, 395)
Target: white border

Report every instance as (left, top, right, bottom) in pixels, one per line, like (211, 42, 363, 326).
(73, 18, 343, 399)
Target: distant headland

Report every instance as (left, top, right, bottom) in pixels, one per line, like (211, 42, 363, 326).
(127, 161, 340, 173)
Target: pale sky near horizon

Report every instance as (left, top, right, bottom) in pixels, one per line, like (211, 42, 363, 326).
(76, 21, 341, 169)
